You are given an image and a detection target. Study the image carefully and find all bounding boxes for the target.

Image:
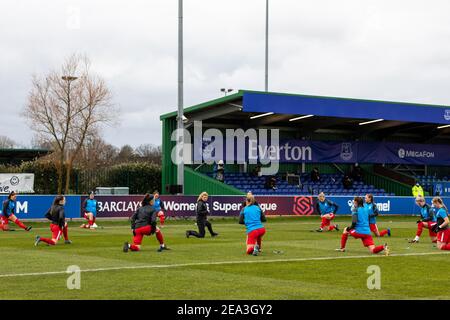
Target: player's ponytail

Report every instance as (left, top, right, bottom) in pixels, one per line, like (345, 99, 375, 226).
(432, 196, 444, 207)
(354, 196, 364, 208)
(7, 191, 16, 200)
(141, 193, 153, 206)
(52, 195, 64, 206)
(246, 195, 256, 206)
(50, 195, 65, 216)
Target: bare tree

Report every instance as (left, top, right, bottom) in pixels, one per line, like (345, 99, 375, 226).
(135, 144, 162, 164)
(77, 136, 118, 169)
(0, 136, 16, 149)
(115, 145, 135, 163)
(23, 54, 117, 194)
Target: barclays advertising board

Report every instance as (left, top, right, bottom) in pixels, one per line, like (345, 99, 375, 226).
(1, 194, 447, 219)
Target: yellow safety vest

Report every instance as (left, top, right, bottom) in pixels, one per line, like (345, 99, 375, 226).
(412, 185, 424, 197)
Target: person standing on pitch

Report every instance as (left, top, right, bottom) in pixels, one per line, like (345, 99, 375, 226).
(81, 191, 99, 229)
(239, 194, 266, 256)
(412, 182, 424, 198)
(35, 195, 71, 246)
(1, 191, 32, 232)
(186, 192, 218, 238)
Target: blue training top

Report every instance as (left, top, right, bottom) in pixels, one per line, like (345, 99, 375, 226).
(316, 199, 338, 217)
(435, 207, 448, 226)
(354, 206, 371, 235)
(153, 198, 162, 212)
(84, 199, 98, 216)
(364, 203, 378, 224)
(1, 199, 15, 218)
(241, 204, 264, 234)
(420, 204, 436, 222)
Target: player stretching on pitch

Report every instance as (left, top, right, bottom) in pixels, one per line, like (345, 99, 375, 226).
(35, 195, 71, 246)
(409, 196, 437, 244)
(430, 197, 450, 250)
(315, 192, 339, 232)
(239, 194, 267, 256)
(336, 196, 389, 255)
(365, 194, 390, 237)
(123, 194, 169, 253)
(186, 192, 219, 238)
(153, 191, 165, 227)
(1, 191, 32, 232)
(80, 191, 99, 229)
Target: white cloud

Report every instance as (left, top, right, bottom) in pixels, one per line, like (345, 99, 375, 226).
(1, 0, 450, 148)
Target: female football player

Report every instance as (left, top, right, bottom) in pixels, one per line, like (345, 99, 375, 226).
(123, 194, 169, 252)
(337, 196, 389, 255)
(431, 197, 450, 250)
(1, 191, 32, 231)
(409, 196, 437, 243)
(80, 191, 99, 229)
(186, 192, 218, 238)
(365, 194, 390, 237)
(153, 191, 165, 227)
(239, 194, 266, 256)
(315, 192, 339, 232)
(34, 195, 71, 246)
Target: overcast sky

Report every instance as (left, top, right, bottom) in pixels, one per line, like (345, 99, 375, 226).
(2, 0, 450, 148)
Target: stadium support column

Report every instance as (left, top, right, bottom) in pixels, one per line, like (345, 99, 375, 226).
(177, 0, 184, 194)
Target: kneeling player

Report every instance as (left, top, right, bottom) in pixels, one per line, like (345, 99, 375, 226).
(337, 196, 389, 255)
(35, 195, 71, 246)
(153, 191, 165, 227)
(365, 194, 390, 237)
(123, 194, 169, 252)
(409, 196, 437, 243)
(80, 191, 99, 229)
(315, 192, 339, 232)
(430, 197, 450, 250)
(239, 194, 266, 256)
(1, 191, 32, 232)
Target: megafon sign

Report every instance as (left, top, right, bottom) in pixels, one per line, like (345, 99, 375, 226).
(398, 148, 435, 159)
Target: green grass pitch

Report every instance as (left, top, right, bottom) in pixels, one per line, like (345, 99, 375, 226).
(0, 216, 449, 300)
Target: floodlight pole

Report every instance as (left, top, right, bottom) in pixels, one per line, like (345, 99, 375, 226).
(177, 0, 184, 193)
(265, 0, 269, 92)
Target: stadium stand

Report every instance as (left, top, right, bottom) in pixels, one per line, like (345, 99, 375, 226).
(414, 175, 449, 191)
(207, 172, 390, 196)
(160, 90, 450, 196)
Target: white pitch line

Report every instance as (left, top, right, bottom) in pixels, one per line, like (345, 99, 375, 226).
(1, 251, 449, 279)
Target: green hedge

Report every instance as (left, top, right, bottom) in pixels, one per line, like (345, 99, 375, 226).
(0, 161, 161, 195)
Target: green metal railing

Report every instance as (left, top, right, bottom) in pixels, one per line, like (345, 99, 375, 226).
(364, 171, 414, 196)
(184, 167, 245, 196)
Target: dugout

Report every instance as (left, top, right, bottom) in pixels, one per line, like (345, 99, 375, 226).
(160, 90, 450, 196)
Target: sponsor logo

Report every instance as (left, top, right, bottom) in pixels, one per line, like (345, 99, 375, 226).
(398, 148, 434, 159)
(293, 196, 314, 215)
(340, 143, 353, 161)
(444, 110, 450, 121)
(10, 176, 20, 186)
(347, 200, 391, 212)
